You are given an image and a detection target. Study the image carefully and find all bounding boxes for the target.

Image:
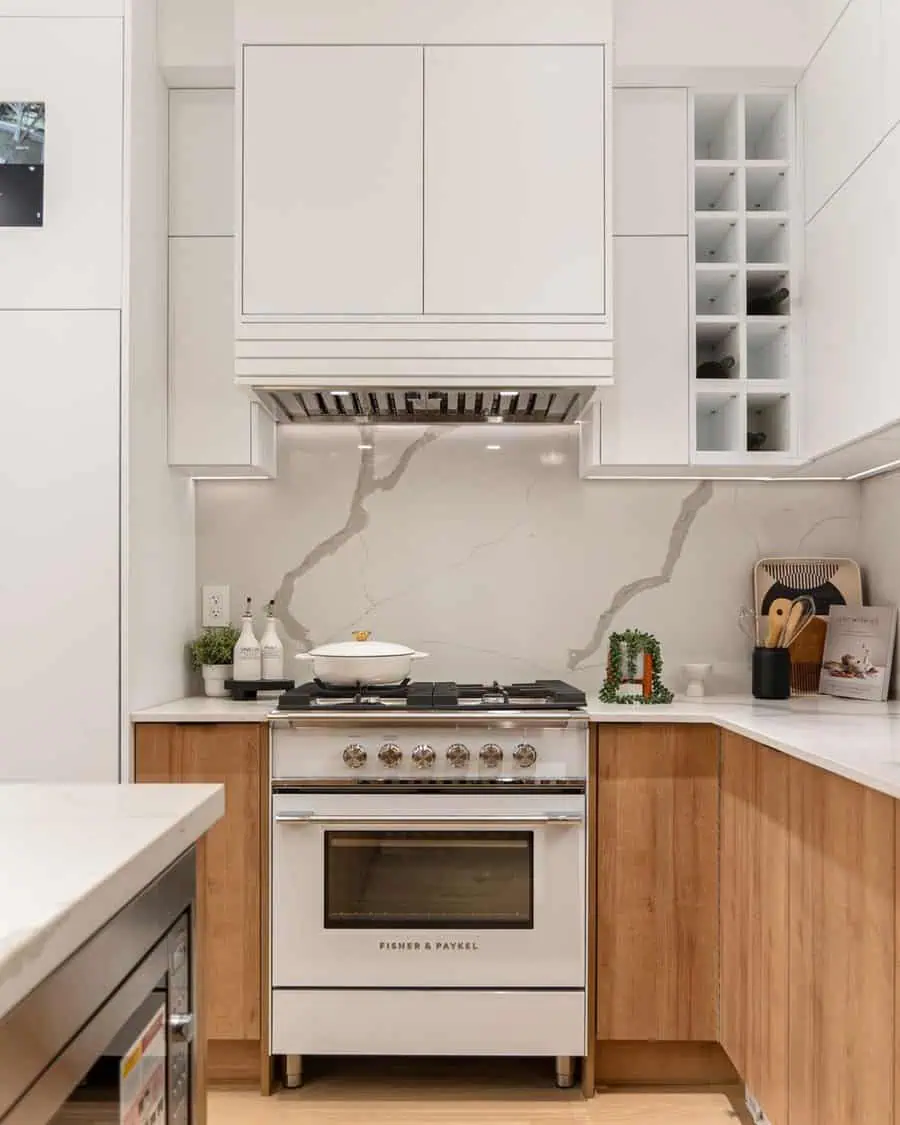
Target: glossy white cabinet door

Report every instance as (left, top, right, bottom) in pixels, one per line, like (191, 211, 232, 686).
(602, 236, 690, 464)
(0, 18, 123, 308)
(424, 45, 606, 316)
(0, 311, 119, 781)
(241, 45, 424, 316)
(801, 0, 882, 220)
(614, 88, 688, 237)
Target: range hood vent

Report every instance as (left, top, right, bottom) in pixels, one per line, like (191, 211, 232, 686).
(256, 387, 591, 426)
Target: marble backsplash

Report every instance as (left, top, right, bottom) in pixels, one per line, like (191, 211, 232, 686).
(195, 426, 862, 696)
(861, 469, 900, 695)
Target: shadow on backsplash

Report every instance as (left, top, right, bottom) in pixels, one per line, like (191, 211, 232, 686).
(195, 426, 861, 696)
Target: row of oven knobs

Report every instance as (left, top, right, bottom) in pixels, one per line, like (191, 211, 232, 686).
(341, 742, 538, 769)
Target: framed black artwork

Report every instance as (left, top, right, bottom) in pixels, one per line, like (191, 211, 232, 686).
(0, 102, 45, 227)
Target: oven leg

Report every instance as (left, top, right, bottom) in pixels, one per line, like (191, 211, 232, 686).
(555, 1056, 575, 1089)
(284, 1054, 303, 1089)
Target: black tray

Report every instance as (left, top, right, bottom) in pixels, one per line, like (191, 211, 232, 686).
(225, 678, 294, 702)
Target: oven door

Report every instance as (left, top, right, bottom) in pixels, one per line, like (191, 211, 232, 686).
(271, 790, 585, 989)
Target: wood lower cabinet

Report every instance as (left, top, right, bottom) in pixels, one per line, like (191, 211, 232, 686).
(788, 757, 895, 1125)
(595, 724, 719, 1041)
(720, 735, 790, 1124)
(134, 723, 266, 1076)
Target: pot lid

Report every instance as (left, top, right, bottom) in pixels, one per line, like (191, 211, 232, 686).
(308, 631, 419, 659)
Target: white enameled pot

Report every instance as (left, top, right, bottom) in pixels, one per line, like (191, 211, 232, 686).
(296, 632, 429, 686)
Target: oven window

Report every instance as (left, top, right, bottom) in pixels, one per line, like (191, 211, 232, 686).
(324, 830, 533, 929)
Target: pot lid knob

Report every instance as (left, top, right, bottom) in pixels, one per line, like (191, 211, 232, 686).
(352, 630, 372, 642)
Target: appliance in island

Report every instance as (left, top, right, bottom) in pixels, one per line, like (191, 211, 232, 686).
(0, 850, 198, 1124)
(269, 679, 589, 1090)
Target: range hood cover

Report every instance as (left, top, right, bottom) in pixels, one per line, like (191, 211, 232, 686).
(256, 387, 591, 425)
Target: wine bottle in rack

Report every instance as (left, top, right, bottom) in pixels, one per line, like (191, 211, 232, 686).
(696, 355, 736, 380)
(747, 287, 790, 316)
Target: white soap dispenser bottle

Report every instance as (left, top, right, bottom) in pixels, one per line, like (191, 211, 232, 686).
(233, 597, 262, 681)
(261, 600, 285, 681)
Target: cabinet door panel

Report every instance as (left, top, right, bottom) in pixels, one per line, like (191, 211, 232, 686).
(720, 735, 789, 1125)
(596, 725, 718, 1041)
(801, 0, 882, 220)
(0, 18, 122, 307)
(135, 723, 264, 1042)
(788, 759, 894, 1125)
(424, 45, 606, 316)
(169, 89, 233, 237)
(0, 311, 119, 781)
(242, 45, 423, 316)
(614, 88, 688, 236)
(602, 237, 689, 464)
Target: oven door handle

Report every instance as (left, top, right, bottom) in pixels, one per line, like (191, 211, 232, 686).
(273, 812, 583, 827)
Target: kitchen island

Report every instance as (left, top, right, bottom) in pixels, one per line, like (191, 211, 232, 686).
(0, 783, 224, 1124)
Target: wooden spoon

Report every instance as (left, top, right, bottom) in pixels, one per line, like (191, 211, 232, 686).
(781, 596, 816, 648)
(766, 598, 792, 648)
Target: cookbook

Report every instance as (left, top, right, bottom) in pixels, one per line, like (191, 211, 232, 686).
(819, 605, 897, 701)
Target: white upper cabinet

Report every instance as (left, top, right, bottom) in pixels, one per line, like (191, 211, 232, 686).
(0, 17, 122, 308)
(614, 88, 689, 237)
(169, 88, 234, 237)
(883, 0, 900, 134)
(235, 0, 612, 386)
(424, 46, 607, 316)
(801, 0, 882, 219)
(169, 87, 276, 477)
(241, 45, 424, 317)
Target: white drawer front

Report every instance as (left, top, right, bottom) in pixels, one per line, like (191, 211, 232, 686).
(272, 989, 586, 1056)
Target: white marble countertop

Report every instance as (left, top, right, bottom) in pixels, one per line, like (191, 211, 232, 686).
(588, 695, 900, 799)
(133, 697, 276, 722)
(131, 695, 900, 801)
(0, 783, 224, 1021)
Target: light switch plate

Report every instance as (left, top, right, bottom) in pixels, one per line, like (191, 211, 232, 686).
(201, 585, 230, 627)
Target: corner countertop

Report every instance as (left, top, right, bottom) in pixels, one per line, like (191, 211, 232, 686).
(131, 695, 900, 802)
(0, 783, 224, 1021)
(588, 695, 900, 800)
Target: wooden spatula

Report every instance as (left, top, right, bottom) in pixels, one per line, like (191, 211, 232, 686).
(766, 597, 792, 647)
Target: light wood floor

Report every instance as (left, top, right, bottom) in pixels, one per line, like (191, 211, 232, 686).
(208, 1059, 749, 1124)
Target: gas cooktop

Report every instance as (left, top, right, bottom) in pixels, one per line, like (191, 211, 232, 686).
(276, 678, 587, 712)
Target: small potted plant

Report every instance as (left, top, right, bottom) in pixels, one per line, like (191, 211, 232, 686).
(191, 625, 241, 698)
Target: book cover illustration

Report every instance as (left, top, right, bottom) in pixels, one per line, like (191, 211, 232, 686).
(819, 606, 897, 701)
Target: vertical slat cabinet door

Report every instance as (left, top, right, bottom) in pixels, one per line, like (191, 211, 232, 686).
(596, 725, 718, 1041)
(241, 45, 424, 316)
(789, 759, 895, 1125)
(424, 45, 606, 316)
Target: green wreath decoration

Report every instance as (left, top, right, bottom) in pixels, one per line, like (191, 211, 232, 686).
(599, 629, 674, 705)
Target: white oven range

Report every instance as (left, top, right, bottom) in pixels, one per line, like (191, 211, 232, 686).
(269, 709, 588, 1090)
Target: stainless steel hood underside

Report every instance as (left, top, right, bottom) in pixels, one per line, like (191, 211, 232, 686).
(255, 386, 591, 425)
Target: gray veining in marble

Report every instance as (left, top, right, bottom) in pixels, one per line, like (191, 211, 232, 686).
(274, 427, 442, 648)
(567, 480, 714, 670)
(196, 426, 862, 695)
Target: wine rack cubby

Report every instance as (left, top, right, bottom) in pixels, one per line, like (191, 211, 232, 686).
(690, 90, 798, 465)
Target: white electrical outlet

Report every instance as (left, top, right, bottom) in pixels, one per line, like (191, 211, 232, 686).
(201, 585, 231, 627)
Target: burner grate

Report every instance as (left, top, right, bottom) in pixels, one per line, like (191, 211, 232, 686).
(276, 678, 586, 712)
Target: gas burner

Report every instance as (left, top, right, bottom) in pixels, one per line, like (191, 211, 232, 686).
(276, 678, 586, 712)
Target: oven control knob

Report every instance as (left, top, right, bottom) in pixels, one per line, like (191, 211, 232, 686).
(480, 743, 504, 768)
(342, 743, 367, 769)
(513, 743, 538, 768)
(412, 744, 436, 769)
(446, 743, 471, 768)
(378, 742, 403, 768)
